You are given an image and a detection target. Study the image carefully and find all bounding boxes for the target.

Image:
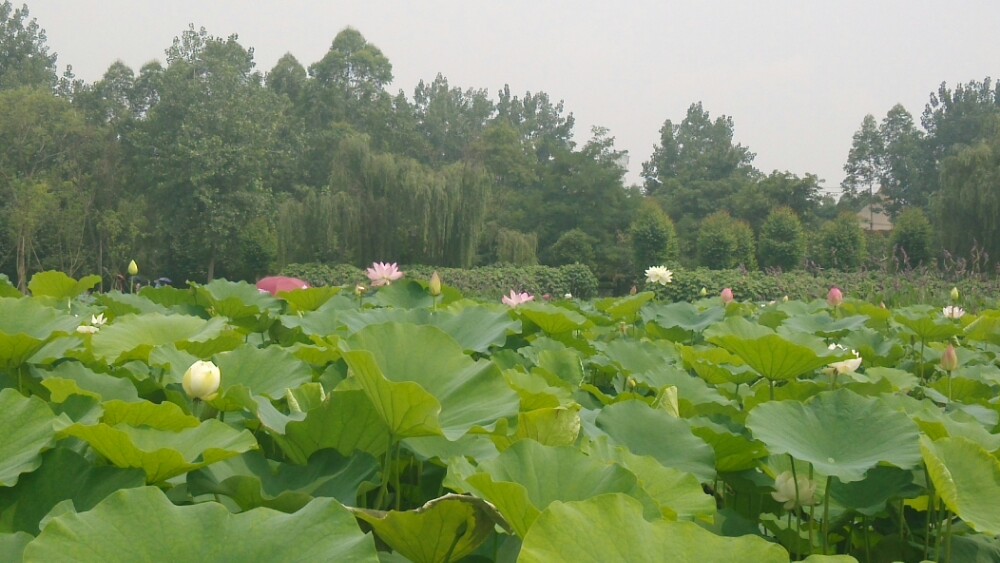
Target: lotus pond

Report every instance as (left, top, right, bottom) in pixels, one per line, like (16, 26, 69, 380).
(1, 271, 999, 562)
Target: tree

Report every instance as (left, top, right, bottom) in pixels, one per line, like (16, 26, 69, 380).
(812, 213, 867, 271)
(937, 122, 1000, 270)
(0, 2, 57, 91)
(412, 73, 494, 165)
(842, 114, 885, 220)
(878, 105, 927, 215)
(629, 199, 679, 269)
(126, 26, 287, 281)
(731, 171, 823, 231)
(697, 211, 756, 270)
(757, 207, 806, 271)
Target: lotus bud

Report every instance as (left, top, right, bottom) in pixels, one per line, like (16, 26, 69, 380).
(127, 260, 139, 276)
(355, 285, 366, 296)
(699, 287, 708, 297)
(941, 344, 959, 373)
(721, 288, 734, 304)
(182, 360, 221, 401)
(950, 287, 960, 301)
(782, 295, 789, 302)
(826, 287, 843, 307)
(629, 285, 637, 295)
(429, 271, 442, 296)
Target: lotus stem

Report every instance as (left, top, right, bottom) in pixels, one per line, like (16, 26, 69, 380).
(822, 475, 832, 553)
(944, 510, 953, 563)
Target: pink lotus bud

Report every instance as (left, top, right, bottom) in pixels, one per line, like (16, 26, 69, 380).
(720, 288, 734, 304)
(827, 287, 843, 307)
(941, 344, 959, 372)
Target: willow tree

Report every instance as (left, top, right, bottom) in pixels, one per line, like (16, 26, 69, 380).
(937, 123, 1000, 270)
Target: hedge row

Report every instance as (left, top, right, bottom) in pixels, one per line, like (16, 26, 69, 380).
(646, 267, 1000, 311)
(280, 262, 600, 300)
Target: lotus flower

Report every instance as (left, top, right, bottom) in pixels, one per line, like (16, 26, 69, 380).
(942, 305, 965, 319)
(428, 271, 442, 296)
(644, 265, 673, 286)
(564, 293, 573, 299)
(366, 262, 404, 287)
(183, 360, 221, 401)
(502, 290, 534, 308)
(76, 325, 99, 335)
(941, 344, 959, 372)
(827, 344, 862, 374)
(826, 287, 843, 307)
(771, 471, 819, 510)
(90, 313, 107, 327)
(721, 288, 734, 304)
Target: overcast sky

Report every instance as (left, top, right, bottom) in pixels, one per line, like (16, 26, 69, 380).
(26, 1, 1000, 190)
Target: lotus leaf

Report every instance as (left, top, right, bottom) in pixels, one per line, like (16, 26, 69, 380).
(516, 302, 590, 334)
(518, 494, 789, 563)
(0, 388, 58, 486)
(920, 436, 1000, 535)
(27, 271, 101, 300)
(90, 313, 228, 363)
(0, 297, 80, 368)
(22, 486, 379, 561)
(746, 389, 921, 482)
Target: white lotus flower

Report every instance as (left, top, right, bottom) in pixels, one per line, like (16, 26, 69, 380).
(90, 313, 107, 327)
(76, 325, 99, 335)
(772, 471, 819, 510)
(942, 306, 965, 319)
(644, 266, 673, 286)
(182, 360, 221, 401)
(827, 343, 862, 374)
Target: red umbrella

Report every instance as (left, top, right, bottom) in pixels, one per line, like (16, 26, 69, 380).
(256, 276, 311, 296)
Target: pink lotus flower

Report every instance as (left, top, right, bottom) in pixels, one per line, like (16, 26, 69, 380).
(721, 288, 734, 304)
(366, 262, 404, 287)
(826, 287, 843, 307)
(502, 290, 534, 308)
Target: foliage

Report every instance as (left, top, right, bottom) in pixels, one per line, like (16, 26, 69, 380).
(2, 270, 1000, 562)
(629, 199, 679, 273)
(890, 207, 935, 268)
(811, 213, 867, 271)
(757, 207, 806, 271)
(544, 228, 596, 269)
(937, 124, 1000, 270)
(697, 211, 756, 270)
(0, 2, 57, 91)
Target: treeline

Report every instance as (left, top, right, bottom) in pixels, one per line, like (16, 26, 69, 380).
(1, 2, 998, 294)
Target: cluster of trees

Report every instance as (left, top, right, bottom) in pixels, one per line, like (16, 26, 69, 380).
(1, 2, 998, 295)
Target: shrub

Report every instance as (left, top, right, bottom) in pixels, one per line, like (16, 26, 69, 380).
(811, 213, 867, 270)
(890, 207, 934, 268)
(757, 207, 805, 271)
(546, 229, 596, 269)
(629, 200, 680, 270)
(697, 211, 756, 270)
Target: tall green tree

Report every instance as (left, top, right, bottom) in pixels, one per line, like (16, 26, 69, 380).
(412, 73, 494, 165)
(0, 2, 57, 91)
(878, 104, 927, 215)
(842, 114, 885, 215)
(126, 26, 287, 281)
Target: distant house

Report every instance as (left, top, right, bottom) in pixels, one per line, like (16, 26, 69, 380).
(857, 203, 893, 231)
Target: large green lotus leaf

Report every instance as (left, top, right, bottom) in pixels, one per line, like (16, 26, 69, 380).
(504, 369, 574, 410)
(600, 338, 680, 377)
(838, 328, 906, 369)
(964, 313, 1000, 346)
(593, 399, 716, 482)
(920, 436, 1000, 535)
(643, 301, 726, 336)
(404, 433, 500, 463)
(22, 486, 379, 561)
(462, 440, 641, 537)
(0, 273, 19, 297)
(336, 305, 519, 354)
(746, 389, 921, 482)
(911, 405, 1000, 453)
(188, 449, 377, 512)
(0, 389, 58, 486)
(690, 423, 768, 473)
(213, 344, 312, 400)
(512, 407, 581, 448)
(279, 389, 391, 462)
(39, 361, 140, 403)
(27, 271, 101, 300)
(59, 418, 257, 483)
(351, 494, 506, 563)
(0, 447, 144, 534)
(779, 312, 869, 338)
(193, 279, 280, 319)
(516, 302, 590, 334)
(278, 285, 342, 313)
(372, 279, 436, 309)
(345, 323, 519, 440)
(0, 298, 79, 368)
(343, 349, 444, 439)
(893, 305, 960, 342)
(595, 291, 655, 322)
(584, 437, 717, 521)
(94, 291, 173, 316)
(679, 345, 758, 385)
(89, 313, 228, 363)
(534, 348, 584, 386)
(828, 466, 920, 516)
(707, 317, 845, 381)
(100, 399, 199, 431)
(518, 494, 789, 563)
(0, 532, 31, 562)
